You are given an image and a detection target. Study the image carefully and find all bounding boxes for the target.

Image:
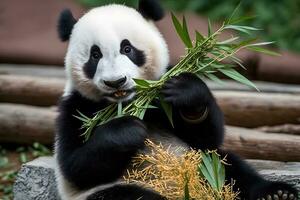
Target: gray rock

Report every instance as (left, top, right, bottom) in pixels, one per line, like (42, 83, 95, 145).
(13, 157, 60, 200)
(13, 157, 300, 200)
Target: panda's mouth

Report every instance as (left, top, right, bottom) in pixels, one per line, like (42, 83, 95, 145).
(113, 90, 128, 98)
(106, 89, 135, 101)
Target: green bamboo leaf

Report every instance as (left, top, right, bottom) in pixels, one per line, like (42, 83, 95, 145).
(217, 36, 239, 45)
(224, 25, 260, 35)
(219, 68, 258, 90)
(226, 2, 241, 24)
(195, 31, 204, 43)
(246, 46, 280, 56)
(199, 164, 216, 189)
(235, 37, 258, 49)
(219, 162, 226, 191)
(76, 110, 90, 120)
(199, 153, 218, 190)
(147, 105, 158, 109)
(184, 174, 190, 200)
(230, 15, 256, 25)
(245, 41, 275, 47)
(211, 153, 223, 191)
(159, 95, 174, 127)
(138, 107, 147, 119)
(171, 13, 192, 48)
(199, 152, 226, 192)
(117, 102, 123, 117)
(230, 56, 246, 69)
(133, 78, 150, 87)
(182, 16, 193, 48)
(234, 25, 261, 31)
(205, 73, 224, 84)
(208, 18, 212, 36)
(73, 115, 89, 123)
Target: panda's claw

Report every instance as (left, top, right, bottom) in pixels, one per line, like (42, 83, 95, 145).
(289, 194, 295, 200)
(249, 181, 298, 200)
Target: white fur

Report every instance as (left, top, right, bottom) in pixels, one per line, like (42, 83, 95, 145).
(57, 4, 170, 200)
(63, 4, 169, 101)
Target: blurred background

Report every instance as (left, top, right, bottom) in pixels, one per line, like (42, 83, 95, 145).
(0, 0, 300, 199)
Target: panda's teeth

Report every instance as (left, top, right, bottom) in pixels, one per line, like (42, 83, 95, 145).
(113, 90, 127, 98)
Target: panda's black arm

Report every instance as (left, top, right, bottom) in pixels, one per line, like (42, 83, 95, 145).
(56, 92, 147, 190)
(161, 73, 224, 150)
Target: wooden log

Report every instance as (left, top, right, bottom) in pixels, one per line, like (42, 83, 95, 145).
(0, 104, 56, 144)
(223, 126, 300, 161)
(1, 104, 300, 161)
(207, 80, 300, 94)
(0, 75, 65, 106)
(214, 91, 300, 127)
(256, 124, 300, 135)
(1, 75, 300, 127)
(0, 64, 65, 78)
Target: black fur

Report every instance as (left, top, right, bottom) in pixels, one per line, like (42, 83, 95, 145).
(83, 45, 103, 79)
(138, 0, 164, 21)
(56, 73, 298, 199)
(57, 9, 77, 42)
(120, 39, 146, 67)
(56, 91, 147, 190)
(218, 150, 298, 199)
(161, 73, 224, 149)
(87, 185, 166, 200)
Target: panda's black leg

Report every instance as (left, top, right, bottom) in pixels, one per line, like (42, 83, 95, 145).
(218, 150, 298, 200)
(86, 185, 166, 200)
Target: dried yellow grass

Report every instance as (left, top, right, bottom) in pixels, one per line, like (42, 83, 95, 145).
(123, 140, 238, 200)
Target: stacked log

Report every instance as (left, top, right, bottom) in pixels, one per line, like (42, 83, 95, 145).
(0, 102, 300, 161)
(0, 75, 64, 106)
(0, 69, 300, 161)
(1, 74, 300, 127)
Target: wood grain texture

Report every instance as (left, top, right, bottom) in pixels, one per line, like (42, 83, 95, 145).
(0, 75, 65, 106)
(0, 104, 56, 144)
(224, 126, 300, 161)
(215, 91, 300, 127)
(1, 104, 300, 161)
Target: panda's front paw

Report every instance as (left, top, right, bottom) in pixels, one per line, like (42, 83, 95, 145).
(249, 181, 298, 200)
(161, 73, 212, 108)
(91, 116, 148, 151)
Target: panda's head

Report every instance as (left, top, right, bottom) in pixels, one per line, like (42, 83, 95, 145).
(58, 0, 169, 102)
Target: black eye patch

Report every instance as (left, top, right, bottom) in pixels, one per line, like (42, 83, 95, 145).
(83, 45, 102, 79)
(120, 39, 145, 67)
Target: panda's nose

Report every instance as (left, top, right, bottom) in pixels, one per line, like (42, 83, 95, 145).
(103, 77, 127, 89)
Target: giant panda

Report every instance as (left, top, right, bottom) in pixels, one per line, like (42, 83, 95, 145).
(54, 0, 298, 199)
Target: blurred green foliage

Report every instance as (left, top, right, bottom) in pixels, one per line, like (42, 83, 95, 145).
(78, 0, 300, 53)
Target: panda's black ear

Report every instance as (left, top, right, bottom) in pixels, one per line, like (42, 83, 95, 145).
(57, 9, 77, 42)
(138, 0, 164, 21)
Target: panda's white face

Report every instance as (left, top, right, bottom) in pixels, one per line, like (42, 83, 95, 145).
(64, 5, 169, 102)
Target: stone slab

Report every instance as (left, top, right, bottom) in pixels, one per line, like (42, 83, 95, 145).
(13, 157, 300, 200)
